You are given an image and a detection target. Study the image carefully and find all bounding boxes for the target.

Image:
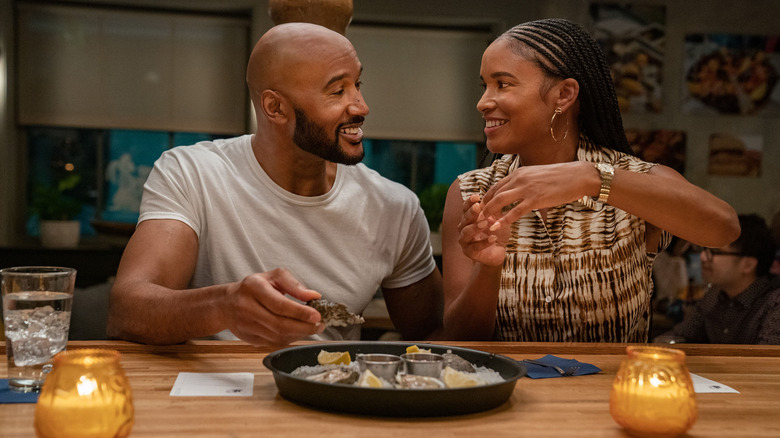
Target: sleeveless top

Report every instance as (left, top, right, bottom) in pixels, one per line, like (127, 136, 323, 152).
(458, 135, 671, 342)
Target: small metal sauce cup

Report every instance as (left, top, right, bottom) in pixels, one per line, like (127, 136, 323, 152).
(400, 352, 444, 377)
(356, 354, 402, 381)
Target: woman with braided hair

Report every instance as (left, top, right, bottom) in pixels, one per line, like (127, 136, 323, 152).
(441, 18, 739, 342)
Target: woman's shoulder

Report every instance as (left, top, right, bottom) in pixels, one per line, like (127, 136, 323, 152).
(579, 136, 655, 173)
(459, 155, 515, 183)
(457, 155, 516, 197)
(614, 151, 656, 173)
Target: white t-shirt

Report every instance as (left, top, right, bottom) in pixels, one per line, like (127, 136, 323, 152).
(139, 135, 436, 340)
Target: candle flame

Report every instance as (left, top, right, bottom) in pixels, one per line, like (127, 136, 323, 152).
(77, 375, 98, 396)
(649, 374, 662, 387)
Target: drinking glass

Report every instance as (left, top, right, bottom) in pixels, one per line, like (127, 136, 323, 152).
(1, 266, 76, 392)
(34, 348, 134, 438)
(610, 346, 697, 437)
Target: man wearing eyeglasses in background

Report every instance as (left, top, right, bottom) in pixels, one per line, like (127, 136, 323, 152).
(658, 214, 780, 344)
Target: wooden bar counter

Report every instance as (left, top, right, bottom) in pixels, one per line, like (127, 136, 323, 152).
(2, 340, 779, 437)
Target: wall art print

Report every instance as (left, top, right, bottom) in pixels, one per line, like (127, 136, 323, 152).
(624, 129, 686, 174)
(102, 130, 169, 223)
(707, 132, 762, 177)
(683, 33, 780, 116)
(590, 3, 666, 114)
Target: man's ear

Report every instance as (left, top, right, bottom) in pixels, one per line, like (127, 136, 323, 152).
(740, 256, 759, 276)
(260, 90, 290, 124)
(555, 78, 579, 112)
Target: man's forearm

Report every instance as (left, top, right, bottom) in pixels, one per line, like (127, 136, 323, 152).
(106, 280, 227, 344)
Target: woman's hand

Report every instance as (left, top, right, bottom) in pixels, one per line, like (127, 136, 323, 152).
(457, 194, 510, 266)
(480, 161, 594, 229)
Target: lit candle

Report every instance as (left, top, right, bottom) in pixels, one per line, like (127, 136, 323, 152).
(610, 346, 697, 437)
(34, 349, 134, 438)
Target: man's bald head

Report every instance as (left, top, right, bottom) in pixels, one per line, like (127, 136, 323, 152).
(246, 21, 368, 165)
(246, 23, 356, 99)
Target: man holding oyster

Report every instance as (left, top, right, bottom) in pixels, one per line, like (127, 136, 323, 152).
(106, 23, 443, 346)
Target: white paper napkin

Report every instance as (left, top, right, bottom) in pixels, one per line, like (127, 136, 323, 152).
(690, 373, 739, 394)
(170, 372, 254, 397)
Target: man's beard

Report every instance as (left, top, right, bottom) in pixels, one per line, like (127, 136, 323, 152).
(293, 107, 364, 165)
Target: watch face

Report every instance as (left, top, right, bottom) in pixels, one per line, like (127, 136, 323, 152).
(597, 163, 614, 174)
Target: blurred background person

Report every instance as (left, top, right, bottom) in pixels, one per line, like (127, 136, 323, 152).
(658, 214, 779, 344)
(771, 209, 780, 275)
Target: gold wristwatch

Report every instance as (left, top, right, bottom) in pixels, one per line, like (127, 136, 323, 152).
(594, 163, 614, 204)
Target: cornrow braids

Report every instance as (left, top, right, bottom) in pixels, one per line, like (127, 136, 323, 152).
(500, 18, 633, 155)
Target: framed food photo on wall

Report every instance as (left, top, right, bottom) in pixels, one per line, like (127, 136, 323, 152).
(624, 129, 686, 174)
(590, 2, 666, 114)
(707, 133, 763, 177)
(683, 33, 780, 116)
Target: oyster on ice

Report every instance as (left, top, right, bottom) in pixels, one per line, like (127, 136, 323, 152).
(303, 367, 359, 385)
(396, 374, 445, 389)
(307, 299, 365, 327)
(442, 350, 476, 373)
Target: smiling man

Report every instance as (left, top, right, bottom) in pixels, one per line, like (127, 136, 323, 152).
(107, 23, 443, 347)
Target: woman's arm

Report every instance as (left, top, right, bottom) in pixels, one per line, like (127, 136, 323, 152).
(480, 161, 739, 248)
(440, 180, 504, 340)
(603, 164, 739, 247)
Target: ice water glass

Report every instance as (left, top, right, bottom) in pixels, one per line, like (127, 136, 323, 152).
(1, 266, 76, 392)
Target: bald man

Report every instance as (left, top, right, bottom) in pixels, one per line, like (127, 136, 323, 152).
(107, 23, 444, 347)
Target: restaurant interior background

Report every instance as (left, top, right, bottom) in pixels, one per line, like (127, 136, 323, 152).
(0, 0, 778, 339)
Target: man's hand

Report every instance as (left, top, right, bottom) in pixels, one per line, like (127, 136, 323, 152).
(223, 268, 325, 347)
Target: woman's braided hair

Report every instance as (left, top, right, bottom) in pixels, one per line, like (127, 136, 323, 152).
(500, 18, 632, 154)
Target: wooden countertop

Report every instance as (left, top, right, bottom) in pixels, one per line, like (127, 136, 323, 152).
(2, 341, 779, 437)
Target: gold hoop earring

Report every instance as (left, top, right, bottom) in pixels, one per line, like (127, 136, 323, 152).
(550, 107, 569, 142)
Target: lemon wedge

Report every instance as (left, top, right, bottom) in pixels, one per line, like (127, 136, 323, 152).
(317, 350, 351, 366)
(441, 366, 479, 388)
(750, 82, 768, 101)
(406, 345, 431, 354)
(357, 369, 383, 388)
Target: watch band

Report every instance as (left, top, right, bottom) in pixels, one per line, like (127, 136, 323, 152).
(595, 163, 614, 204)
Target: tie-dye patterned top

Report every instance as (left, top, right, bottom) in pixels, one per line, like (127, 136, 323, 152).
(458, 135, 671, 342)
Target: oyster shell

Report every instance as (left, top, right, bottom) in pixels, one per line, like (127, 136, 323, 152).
(396, 374, 446, 389)
(304, 367, 359, 385)
(442, 350, 476, 373)
(307, 298, 365, 327)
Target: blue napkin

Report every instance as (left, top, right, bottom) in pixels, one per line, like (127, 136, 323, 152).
(0, 379, 40, 403)
(522, 354, 601, 379)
